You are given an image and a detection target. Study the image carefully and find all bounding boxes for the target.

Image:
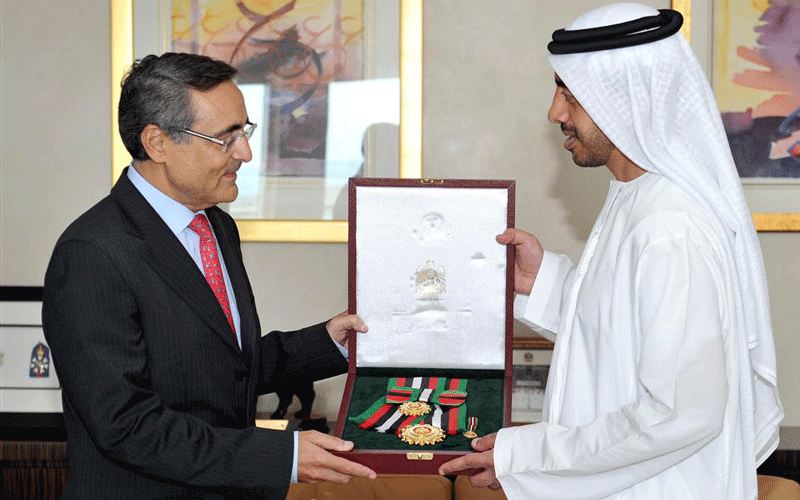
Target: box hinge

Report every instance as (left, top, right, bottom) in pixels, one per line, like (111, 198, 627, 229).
(406, 452, 434, 460)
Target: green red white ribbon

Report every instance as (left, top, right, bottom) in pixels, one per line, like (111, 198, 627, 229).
(349, 377, 468, 435)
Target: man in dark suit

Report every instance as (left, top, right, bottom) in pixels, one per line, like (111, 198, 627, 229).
(42, 52, 375, 500)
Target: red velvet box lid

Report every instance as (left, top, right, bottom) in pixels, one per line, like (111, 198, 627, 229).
(333, 178, 515, 474)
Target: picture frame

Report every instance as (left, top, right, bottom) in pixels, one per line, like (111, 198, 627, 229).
(0, 286, 65, 440)
(511, 337, 553, 425)
(672, 0, 800, 231)
(110, 0, 422, 242)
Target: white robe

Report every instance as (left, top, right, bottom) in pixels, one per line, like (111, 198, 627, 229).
(495, 172, 751, 500)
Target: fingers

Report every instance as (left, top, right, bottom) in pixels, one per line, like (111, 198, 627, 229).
(328, 312, 369, 334)
(298, 431, 377, 484)
(470, 469, 502, 490)
(496, 228, 541, 249)
(345, 314, 368, 333)
(326, 313, 368, 345)
(301, 453, 376, 484)
(470, 432, 497, 452)
(438, 449, 493, 476)
(439, 449, 500, 491)
(301, 430, 354, 452)
(299, 465, 373, 484)
(438, 456, 468, 476)
(495, 228, 543, 294)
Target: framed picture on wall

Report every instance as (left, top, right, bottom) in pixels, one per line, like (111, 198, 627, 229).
(110, 0, 423, 242)
(673, 0, 800, 231)
(0, 287, 64, 439)
(511, 337, 553, 425)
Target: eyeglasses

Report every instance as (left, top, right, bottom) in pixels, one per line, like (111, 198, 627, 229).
(180, 121, 257, 153)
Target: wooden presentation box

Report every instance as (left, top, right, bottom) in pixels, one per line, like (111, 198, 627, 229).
(333, 178, 515, 474)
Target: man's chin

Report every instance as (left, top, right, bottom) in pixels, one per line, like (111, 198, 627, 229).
(217, 186, 239, 205)
(571, 154, 605, 168)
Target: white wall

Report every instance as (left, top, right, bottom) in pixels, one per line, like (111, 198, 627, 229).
(2, 0, 798, 428)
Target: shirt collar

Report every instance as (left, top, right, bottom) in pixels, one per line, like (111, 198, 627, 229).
(127, 164, 203, 237)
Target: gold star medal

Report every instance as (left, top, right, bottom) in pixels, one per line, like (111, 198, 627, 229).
(400, 424, 446, 445)
(399, 400, 431, 416)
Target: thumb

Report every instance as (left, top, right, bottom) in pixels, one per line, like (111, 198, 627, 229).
(338, 313, 369, 333)
(495, 228, 516, 245)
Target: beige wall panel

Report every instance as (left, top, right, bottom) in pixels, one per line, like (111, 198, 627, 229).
(1, 0, 111, 285)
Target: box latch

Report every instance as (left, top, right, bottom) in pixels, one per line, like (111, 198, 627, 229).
(406, 452, 434, 461)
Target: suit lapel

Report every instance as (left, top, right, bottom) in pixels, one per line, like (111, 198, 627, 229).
(206, 207, 257, 366)
(111, 169, 241, 354)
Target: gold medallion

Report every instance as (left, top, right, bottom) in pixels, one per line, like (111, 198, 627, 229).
(399, 400, 431, 416)
(463, 416, 478, 439)
(399, 424, 446, 445)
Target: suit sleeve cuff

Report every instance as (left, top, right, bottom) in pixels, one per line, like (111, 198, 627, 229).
(291, 431, 298, 483)
(334, 340, 349, 359)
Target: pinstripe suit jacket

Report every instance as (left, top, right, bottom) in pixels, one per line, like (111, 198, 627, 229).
(42, 168, 347, 499)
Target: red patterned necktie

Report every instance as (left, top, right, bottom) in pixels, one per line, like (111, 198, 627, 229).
(189, 214, 236, 339)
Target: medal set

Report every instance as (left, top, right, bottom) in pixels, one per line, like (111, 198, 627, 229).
(349, 376, 479, 446)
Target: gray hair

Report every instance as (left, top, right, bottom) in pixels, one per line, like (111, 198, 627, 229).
(118, 52, 237, 161)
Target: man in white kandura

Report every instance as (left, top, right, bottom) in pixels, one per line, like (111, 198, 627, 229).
(440, 3, 783, 499)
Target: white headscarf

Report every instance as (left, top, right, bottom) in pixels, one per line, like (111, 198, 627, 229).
(548, 0, 782, 470)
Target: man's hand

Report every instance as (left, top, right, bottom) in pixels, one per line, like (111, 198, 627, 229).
(496, 228, 544, 295)
(326, 311, 368, 346)
(438, 432, 502, 490)
(297, 431, 377, 483)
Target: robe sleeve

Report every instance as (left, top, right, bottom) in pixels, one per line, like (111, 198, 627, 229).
(495, 236, 729, 500)
(513, 250, 576, 341)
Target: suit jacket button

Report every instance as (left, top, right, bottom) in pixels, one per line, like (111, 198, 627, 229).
(234, 370, 248, 382)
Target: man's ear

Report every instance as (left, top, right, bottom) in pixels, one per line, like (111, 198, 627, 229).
(140, 124, 170, 163)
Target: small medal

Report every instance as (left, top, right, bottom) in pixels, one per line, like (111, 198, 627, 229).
(400, 424, 446, 445)
(463, 416, 478, 439)
(399, 400, 431, 416)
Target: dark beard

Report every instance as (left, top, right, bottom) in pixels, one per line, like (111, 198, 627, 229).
(562, 124, 611, 167)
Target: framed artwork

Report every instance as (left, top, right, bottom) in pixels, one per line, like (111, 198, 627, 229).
(110, 0, 422, 242)
(0, 287, 64, 437)
(510, 338, 552, 425)
(673, 0, 800, 231)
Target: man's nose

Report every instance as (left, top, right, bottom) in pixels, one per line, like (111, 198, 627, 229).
(548, 95, 566, 124)
(231, 134, 253, 162)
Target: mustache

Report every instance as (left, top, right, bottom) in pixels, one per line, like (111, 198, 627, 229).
(561, 124, 577, 136)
